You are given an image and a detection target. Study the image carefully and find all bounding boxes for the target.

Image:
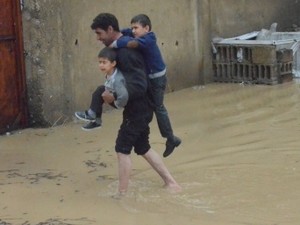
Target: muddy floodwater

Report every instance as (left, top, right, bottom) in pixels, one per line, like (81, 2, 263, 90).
(1, 82, 300, 225)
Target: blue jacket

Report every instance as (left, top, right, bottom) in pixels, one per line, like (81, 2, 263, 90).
(113, 28, 166, 77)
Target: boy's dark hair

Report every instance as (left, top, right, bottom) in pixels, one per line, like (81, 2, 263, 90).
(98, 47, 117, 62)
(131, 14, 152, 31)
(91, 13, 120, 32)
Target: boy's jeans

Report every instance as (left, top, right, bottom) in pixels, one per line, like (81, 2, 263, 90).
(149, 75, 173, 139)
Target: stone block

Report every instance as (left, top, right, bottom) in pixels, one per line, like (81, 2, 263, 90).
(277, 49, 293, 63)
(252, 46, 277, 64)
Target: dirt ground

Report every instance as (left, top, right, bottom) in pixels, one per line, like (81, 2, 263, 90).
(1, 82, 300, 225)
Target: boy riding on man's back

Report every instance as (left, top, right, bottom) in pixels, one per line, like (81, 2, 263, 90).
(89, 12, 181, 194)
(111, 14, 181, 157)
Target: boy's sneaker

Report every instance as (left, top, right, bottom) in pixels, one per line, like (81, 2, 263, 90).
(81, 122, 101, 131)
(75, 111, 95, 122)
(163, 136, 181, 158)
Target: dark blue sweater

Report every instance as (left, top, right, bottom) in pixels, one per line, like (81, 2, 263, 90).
(115, 28, 166, 76)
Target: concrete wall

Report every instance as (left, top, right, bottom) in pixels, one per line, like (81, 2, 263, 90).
(210, 0, 300, 38)
(22, 0, 300, 126)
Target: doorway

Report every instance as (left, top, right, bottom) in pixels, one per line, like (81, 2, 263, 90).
(0, 0, 27, 134)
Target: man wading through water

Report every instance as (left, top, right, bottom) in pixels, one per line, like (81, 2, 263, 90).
(90, 13, 182, 194)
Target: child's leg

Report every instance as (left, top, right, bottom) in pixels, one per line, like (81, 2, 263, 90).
(150, 76, 173, 139)
(77, 85, 106, 130)
(149, 76, 181, 157)
(84, 85, 106, 129)
(90, 85, 105, 119)
(75, 85, 105, 123)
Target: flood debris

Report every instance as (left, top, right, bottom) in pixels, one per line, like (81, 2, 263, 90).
(212, 23, 300, 84)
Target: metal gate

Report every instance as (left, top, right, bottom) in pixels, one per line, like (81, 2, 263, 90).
(0, 0, 27, 134)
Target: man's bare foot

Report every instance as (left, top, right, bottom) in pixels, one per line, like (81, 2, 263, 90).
(111, 190, 127, 199)
(165, 183, 182, 193)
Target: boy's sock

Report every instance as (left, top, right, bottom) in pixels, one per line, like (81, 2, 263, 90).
(88, 109, 96, 119)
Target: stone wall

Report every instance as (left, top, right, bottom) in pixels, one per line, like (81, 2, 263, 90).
(22, 0, 300, 126)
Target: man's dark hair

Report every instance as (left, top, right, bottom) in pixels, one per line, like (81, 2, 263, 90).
(131, 14, 152, 31)
(98, 47, 117, 62)
(91, 13, 120, 32)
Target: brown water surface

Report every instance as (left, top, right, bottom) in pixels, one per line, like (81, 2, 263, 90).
(1, 82, 300, 225)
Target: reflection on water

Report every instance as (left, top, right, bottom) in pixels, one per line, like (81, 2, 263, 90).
(1, 82, 300, 224)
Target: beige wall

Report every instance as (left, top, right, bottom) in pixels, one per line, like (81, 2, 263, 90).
(22, 0, 300, 126)
(210, 0, 300, 38)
